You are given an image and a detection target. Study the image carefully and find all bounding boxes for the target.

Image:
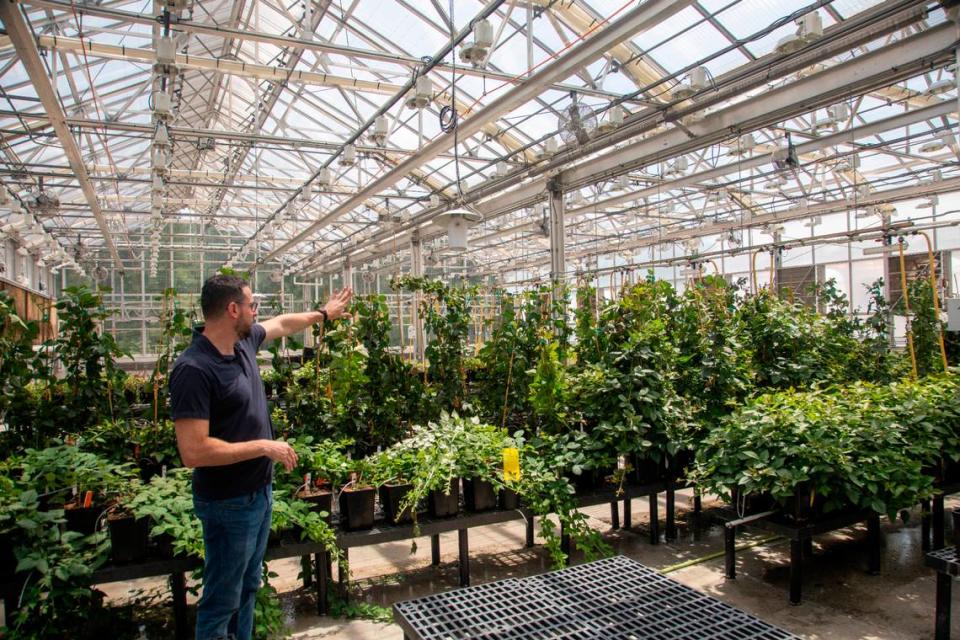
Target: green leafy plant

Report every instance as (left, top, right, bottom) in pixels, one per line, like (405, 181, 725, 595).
(126, 469, 203, 558)
(690, 381, 941, 520)
(253, 564, 288, 640)
(49, 285, 131, 427)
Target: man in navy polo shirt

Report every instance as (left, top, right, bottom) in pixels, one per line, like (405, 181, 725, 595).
(169, 274, 351, 640)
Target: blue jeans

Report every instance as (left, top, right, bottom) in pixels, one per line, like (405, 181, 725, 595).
(193, 485, 273, 640)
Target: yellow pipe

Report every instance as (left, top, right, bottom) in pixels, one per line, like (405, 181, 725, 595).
(898, 237, 919, 379)
(750, 250, 761, 292)
(706, 259, 720, 276)
(915, 231, 950, 372)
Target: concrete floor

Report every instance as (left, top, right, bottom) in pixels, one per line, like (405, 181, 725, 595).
(99, 491, 959, 639)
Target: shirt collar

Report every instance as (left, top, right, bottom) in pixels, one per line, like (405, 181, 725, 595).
(192, 325, 237, 361)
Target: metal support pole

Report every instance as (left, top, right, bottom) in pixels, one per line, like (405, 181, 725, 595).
(458, 528, 470, 587)
(666, 483, 677, 541)
(935, 494, 946, 550)
(315, 551, 328, 615)
(724, 525, 736, 579)
(923, 499, 932, 552)
(610, 501, 620, 530)
(410, 233, 425, 362)
(548, 179, 566, 297)
(624, 496, 632, 530)
(789, 538, 803, 605)
(170, 572, 188, 639)
(525, 514, 535, 547)
(867, 514, 881, 575)
(342, 257, 353, 292)
(936, 571, 952, 640)
(431, 534, 441, 565)
(648, 493, 659, 544)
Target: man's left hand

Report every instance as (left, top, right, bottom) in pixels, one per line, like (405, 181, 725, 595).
(323, 287, 353, 321)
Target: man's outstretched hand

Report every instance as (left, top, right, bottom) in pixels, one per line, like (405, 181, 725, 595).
(323, 287, 353, 321)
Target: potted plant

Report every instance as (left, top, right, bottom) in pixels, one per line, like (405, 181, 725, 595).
(105, 482, 150, 564)
(126, 468, 203, 558)
(338, 458, 376, 531)
(18, 443, 134, 534)
(370, 447, 417, 525)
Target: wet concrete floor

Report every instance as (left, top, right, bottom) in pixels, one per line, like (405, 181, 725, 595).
(99, 490, 959, 639)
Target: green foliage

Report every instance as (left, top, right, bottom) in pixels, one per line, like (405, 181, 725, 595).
(511, 431, 612, 568)
(52, 285, 131, 427)
(393, 277, 474, 413)
(378, 413, 509, 536)
(858, 278, 897, 382)
(17, 443, 135, 503)
(689, 379, 955, 519)
(126, 469, 203, 558)
(737, 289, 827, 389)
(0, 292, 46, 455)
(253, 564, 288, 640)
(8, 526, 111, 638)
(475, 287, 567, 428)
(904, 278, 947, 377)
(669, 276, 753, 441)
(354, 295, 427, 447)
(150, 288, 195, 424)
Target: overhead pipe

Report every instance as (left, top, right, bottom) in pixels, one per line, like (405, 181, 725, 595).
(264, 0, 696, 265)
(326, 0, 935, 268)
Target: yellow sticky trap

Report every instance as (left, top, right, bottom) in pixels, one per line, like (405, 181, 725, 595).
(502, 447, 520, 482)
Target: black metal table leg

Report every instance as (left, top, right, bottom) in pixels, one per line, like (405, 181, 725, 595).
(936, 571, 952, 640)
(923, 499, 932, 552)
(170, 572, 188, 640)
(694, 494, 702, 515)
(935, 495, 946, 550)
(724, 525, 736, 579)
(431, 534, 441, 565)
(789, 538, 803, 605)
(610, 501, 620, 530)
(560, 522, 571, 559)
(301, 554, 313, 588)
(458, 529, 470, 587)
(624, 497, 632, 530)
(649, 493, 659, 545)
(315, 551, 328, 616)
(867, 515, 881, 575)
(525, 515, 535, 547)
(666, 483, 677, 541)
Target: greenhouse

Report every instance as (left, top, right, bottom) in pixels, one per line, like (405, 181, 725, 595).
(2, 0, 960, 637)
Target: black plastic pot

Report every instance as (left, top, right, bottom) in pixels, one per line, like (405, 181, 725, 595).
(631, 455, 665, 485)
(378, 483, 414, 525)
(64, 503, 104, 535)
(339, 486, 376, 531)
(108, 513, 150, 564)
(784, 483, 827, 522)
(297, 488, 333, 523)
(666, 450, 694, 482)
(953, 507, 960, 556)
(499, 488, 520, 510)
(0, 532, 16, 577)
(428, 478, 460, 518)
(463, 479, 497, 512)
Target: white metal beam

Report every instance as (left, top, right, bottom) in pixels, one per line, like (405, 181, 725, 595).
(0, 1, 123, 271)
(264, 0, 695, 264)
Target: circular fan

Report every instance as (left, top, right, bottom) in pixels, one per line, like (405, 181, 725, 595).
(557, 97, 597, 145)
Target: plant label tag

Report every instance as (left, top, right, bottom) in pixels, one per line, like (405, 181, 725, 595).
(502, 447, 520, 481)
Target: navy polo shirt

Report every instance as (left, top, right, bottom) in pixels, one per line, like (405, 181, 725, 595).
(169, 323, 273, 500)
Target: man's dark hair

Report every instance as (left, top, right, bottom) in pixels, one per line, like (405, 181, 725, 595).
(201, 274, 249, 319)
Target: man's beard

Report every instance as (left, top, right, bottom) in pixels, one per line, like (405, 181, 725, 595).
(236, 318, 252, 339)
